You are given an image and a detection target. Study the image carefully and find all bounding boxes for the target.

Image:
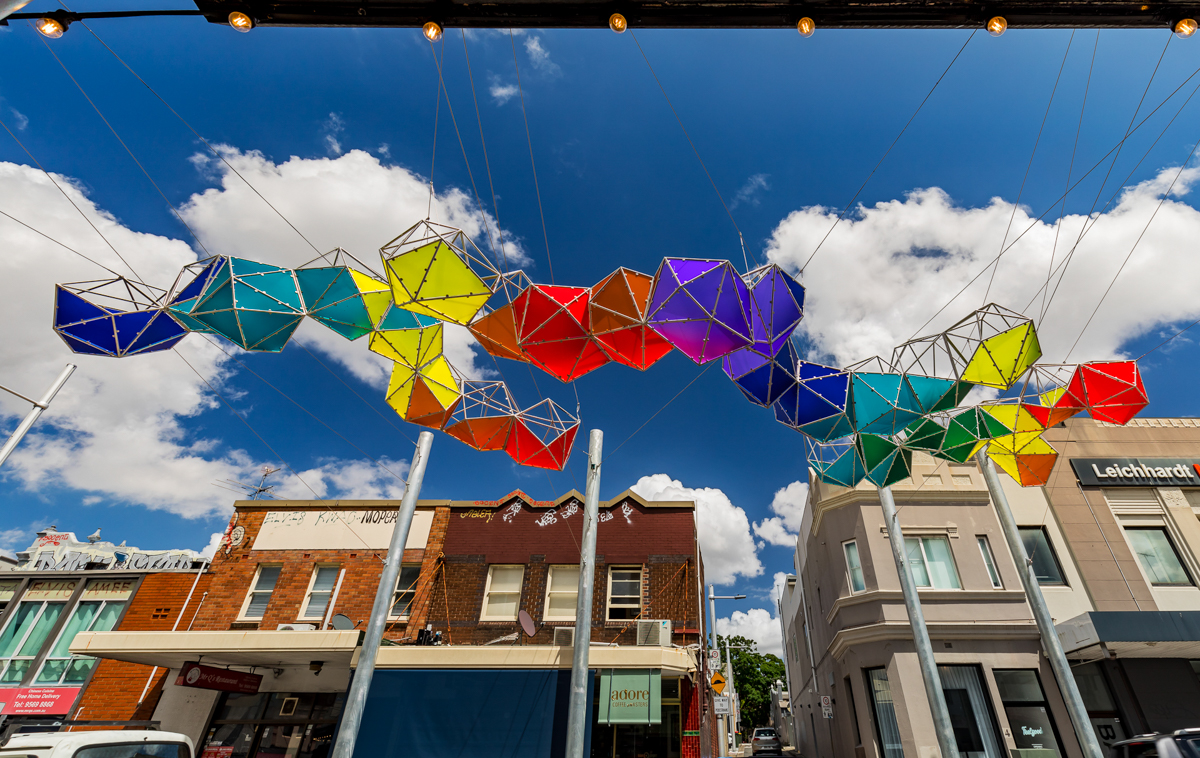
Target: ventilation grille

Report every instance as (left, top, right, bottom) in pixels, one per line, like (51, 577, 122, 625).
(553, 627, 575, 646)
(276, 623, 317, 631)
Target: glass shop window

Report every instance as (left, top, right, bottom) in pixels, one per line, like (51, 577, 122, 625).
(844, 541, 866, 593)
(1018, 527, 1066, 585)
(202, 691, 346, 758)
(865, 668, 904, 758)
(993, 669, 1066, 758)
(0, 578, 78, 684)
(1125, 527, 1194, 586)
(937, 665, 1005, 758)
(0, 579, 20, 615)
(36, 578, 134, 684)
(904, 536, 962, 589)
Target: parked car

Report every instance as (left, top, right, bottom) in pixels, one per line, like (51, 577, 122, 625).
(1110, 729, 1200, 758)
(750, 726, 782, 756)
(0, 730, 194, 758)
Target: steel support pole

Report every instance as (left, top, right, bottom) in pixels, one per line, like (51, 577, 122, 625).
(565, 429, 603, 758)
(331, 430, 433, 758)
(708, 585, 726, 758)
(975, 450, 1104, 758)
(878, 486, 960, 758)
(0, 364, 75, 469)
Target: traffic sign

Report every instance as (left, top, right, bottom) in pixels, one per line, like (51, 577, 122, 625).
(819, 695, 831, 707)
(714, 695, 731, 715)
(708, 649, 721, 671)
(710, 672, 726, 694)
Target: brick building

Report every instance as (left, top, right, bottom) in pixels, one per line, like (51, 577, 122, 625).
(73, 488, 719, 758)
(0, 527, 208, 734)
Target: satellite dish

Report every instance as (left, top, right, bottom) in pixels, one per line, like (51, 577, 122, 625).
(518, 610, 537, 637)
(330, 614, 354, 631)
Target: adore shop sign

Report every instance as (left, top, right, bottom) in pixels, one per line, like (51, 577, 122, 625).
(597, 668, 661, 724)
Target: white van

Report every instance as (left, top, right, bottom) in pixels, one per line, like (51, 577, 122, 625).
(0, 730, 193, 758)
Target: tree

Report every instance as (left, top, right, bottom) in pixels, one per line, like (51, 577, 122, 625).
(717, 634, 786, 731)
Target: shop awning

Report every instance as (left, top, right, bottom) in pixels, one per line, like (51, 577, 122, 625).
(366, 645, 697, 675)
(1057, 611, 1200, 661)
(70, 629, 361, 669)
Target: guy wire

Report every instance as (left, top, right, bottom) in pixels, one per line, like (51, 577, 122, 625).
(511, 30, 555, 284)
(428, 35, 445, 219)
(0, 207, 122, 278)
(461, 29, 512, 273)
(602, 362, 714, 465)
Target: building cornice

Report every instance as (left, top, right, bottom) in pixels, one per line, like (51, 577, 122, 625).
(233, 491, 696, 512)
(825, 589, 1030, 625)
(811, 488, 991, 537)
(828, 620, 1040, 660)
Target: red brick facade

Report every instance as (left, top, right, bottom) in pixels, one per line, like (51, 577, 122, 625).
(71, 570, 212, 726)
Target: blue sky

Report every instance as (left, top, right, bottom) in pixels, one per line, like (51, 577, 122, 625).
(2, 12, 1200, 651)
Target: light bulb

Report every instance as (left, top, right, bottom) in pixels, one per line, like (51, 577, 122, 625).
(228, 11, 253, 31)
(1175, 18, 1198, 37)
(986, 16, 1007, 36)
(796, 17, 815, 37)
(423, 21, 443, 41)
(36, 17, 64, 38)
(609, 13, 627, 33)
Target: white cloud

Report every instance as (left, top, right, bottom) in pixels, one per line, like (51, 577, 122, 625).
(199, 531, 224, 560)
(489, 75, 519, 105)
(768, 165, 1200, 367)
(717, 607, 783, 658)
(523, 36, 560, 75)
(322, 113, 345, 156)
(9, 107, 28, 132)
(731, 173, 769, 210)
(753, 480, 808, 548)
(631, 474, 762, 585)
(771, 571, 789, 605)
(0, 528, 28, 550)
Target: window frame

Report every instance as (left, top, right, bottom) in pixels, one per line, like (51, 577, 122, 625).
(977, 536, 1003, 589)
(543, 565, 580, 622)
(606, 565, 643, 622)
(843, 540, 866, 594)
(479, 565, 525, 622)
(299, 565, 341, 621)
(34, 596, 126, 685)
(387, 564, 422, 621)
(238, 564, 282, 621)
(1124, 526, 1195, 587)
(904, 535, 962, 590)
(1018, 526, 1067, 586)
(0, 600, 66, 683)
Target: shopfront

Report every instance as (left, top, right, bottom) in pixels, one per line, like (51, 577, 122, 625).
(589, 673, 684, 758)
(199, 691, 345, 758)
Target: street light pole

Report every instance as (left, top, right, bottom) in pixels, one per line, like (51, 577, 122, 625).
(975, 450, 1104, 758)
(0, 364, 75, 469)
(709, 585, 746, 757)
(565, 429, 603, 758)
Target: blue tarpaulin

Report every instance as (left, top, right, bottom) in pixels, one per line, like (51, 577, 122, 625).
(350, 669, 592, 758)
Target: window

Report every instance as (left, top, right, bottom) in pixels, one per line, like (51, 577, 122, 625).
(978, 537, 1002, 589)
(1018, 527, 1066, 585)
(844, 541, 866, 593)
(1125, 527, 1193, 586)
(866, 668, 903, 758)
(36, 578, 134, 685)
(389, 565, 421, 619)
(606, 567, 642, 621)
(544, 565, 579, 621)
(993, 669, 1065, 758)
(241, 566, 281, 620)
(904, 536, 961, 589)
(75, 743, 189, 758)
(481, 565, 524, 621)
(0, 580, 19, 614)
(938, 665, 1004, 758)
(0, 601, 65, 683)
(202, 691, 344, 758)
(300, 566, 340, 620)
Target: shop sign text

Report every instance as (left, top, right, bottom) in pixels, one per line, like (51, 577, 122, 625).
(177, 662, 261, 694)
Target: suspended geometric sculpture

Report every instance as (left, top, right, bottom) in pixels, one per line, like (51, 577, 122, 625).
(590, 267, 673, 370)
(980, 403, 1048, 435)
(845, 365, 924, 436)
(891, 304, 1039, 386)
(646, 258, 752, 364)
(470, 271, 534, 364)
(986, 432, 1059, 487)
(1059, 360, 1149, 425)
(379, 220, 502, 326)
(743, 264, 805, 355)
(723, 340, 799, 408)
(960, 320, 1041, 389)
(805, 435, 866, 488)
(166, 257, 226, 334)
(294, 250, 378, 340)
(940, 407, 1011, 462)
(856, 433, 913, 487)
(443, 380, 518, 451)
(369, 323, 444, 369)
(506, 398, 580, 470)
(512, 285, 610, 382)
(906, 374, 972, 414)
(187, 258, 306, 352)
(54, 278, 187, 357)
(384, 356, 461, 429)
(773, 361, 852, 441)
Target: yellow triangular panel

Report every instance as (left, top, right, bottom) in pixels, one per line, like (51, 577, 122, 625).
(382, 241, 490, 326)
(981, 404, 1045, 434)
(961, 323, 1042, 389)
(369, 324, 443, 367)
(385, 363, 417, 412)
(1040, 387, 1067, 407)
(418, 355, 461, 407)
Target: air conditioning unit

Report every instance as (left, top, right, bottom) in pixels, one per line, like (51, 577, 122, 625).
(636, 620, 672, 647)
(553, 627, 575, 647)
(277, 623, 317, 631)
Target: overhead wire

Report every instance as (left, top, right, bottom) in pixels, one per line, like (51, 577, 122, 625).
(0, 207, 123, 277)
(602, 363, 714, 464)
(428, 35, 444, 219)
(0, 114, 145, 282)
(510, 30, 555, 284)
(629, 31, 750, 272)
(800, 30, 977, 274)
(460, 30, 512, 273)
(982, 30, 1076, 305)
(294, 341, 417, 446)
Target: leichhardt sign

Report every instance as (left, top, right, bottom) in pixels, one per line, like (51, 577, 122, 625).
(598, 669, 662, 724)
(1071, 458, 1200, 488)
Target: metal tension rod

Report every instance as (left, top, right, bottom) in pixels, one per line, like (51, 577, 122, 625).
(3, 9, 204, 24)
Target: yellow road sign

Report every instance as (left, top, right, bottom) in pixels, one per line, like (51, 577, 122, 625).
(711, 672, 726, 695)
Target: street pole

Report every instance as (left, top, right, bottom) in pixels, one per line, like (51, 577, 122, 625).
(878, 486, 960, 758)
(565, 429, 603, 758)
(975, 450, 1104, 758)
(709, 585, 746, 757)
(331, 430, 434, 758)
(0, 364, 75, 469)
(708, 585, 726, 758)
